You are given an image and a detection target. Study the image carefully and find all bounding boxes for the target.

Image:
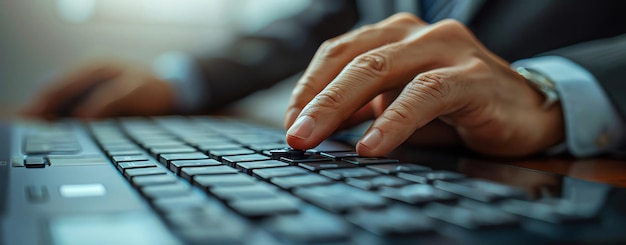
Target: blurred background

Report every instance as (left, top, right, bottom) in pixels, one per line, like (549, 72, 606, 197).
(0, 0, 311, 120)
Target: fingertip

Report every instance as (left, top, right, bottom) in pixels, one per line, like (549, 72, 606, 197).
(285, 134, 310, 150)
(356, 128, 386, 157)
(286, 114, 328, 150)
(286, 115, 314, 142)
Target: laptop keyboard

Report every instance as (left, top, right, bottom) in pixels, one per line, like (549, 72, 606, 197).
(26, 116, 606, 244)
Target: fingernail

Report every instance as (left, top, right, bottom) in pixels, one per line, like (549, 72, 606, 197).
(287, 115, 315, 140)
(360, 128, 382, 150)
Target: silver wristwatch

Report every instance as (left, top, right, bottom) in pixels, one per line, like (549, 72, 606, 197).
(515, 67, 559, 109)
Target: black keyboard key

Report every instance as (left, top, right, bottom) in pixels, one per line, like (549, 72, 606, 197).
(266, 209, 351, 243)
(159, 153, 209, 167)
(367, 163, 431, 174)
(107, 150, 143, 157)
(211, 184, 281, 201)
(398, 170, 465, 184)
(133, 174, 179, 187)
(124, 167, 167, 179)
(194, 174, 257, 188)
(232, 135, 282, 145)
(210, 148, 256, 159)
(425, 202, 519, 229)
(281, 154, 333, 164)
(229, 196, 300, 218)
(346, 205, 435, 235)
(180, 166, 238, 181)
(166, 206, 248, 245)
(152, 191, 208, 213)
(253, 167, 309, 180)
(140, 140, 185, 149)
(342, 157, 399, 165)
(346, 175, 411, 190)
(298, 161, 356, 172)
(271, 174, 334, 189)
(293, 183, 387, 213)
(187, 137, 232, 146)
(319, 168, 380, 180)
(197, 142, 242, 152)
(47, 155, 109, 166)
(118, 161, 157, 172)
(249, 143, 291, 152)
(103, 145, 140, 153)
(500, 199, 598, 224)
(267, 148, 306, 160)
(222, 154, 270, 166)
(379, 184, 457, 204)
(112, 155, 149, 163)
(236, 160, 289, 174)
(320, 151, 359, 159)
(149, 146, 197, 157)
(142, 183, 191, 199)
(169, 159, 221, 175)
(433, 179, 526, 202)
(24, 156, 46, 168)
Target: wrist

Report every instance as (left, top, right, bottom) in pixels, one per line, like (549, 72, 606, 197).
(515, 66, 565, 152)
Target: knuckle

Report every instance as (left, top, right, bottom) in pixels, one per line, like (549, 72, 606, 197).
(383, 101, 414, 123)
(431, 19, 471, 38)
(313, 87, 346, 110)
(295, 76, 318, 91)
(352, 53, 390, 77)
(438, 19, 466, 31)
(466, 57, 490, 73)
(388, 12, 423, 25)
(409, 73, 451, 101)
(319, 38, 349, 59)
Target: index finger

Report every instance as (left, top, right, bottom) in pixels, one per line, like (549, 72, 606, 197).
(284, 13, 426, 128)
(286, 20, 464, 151)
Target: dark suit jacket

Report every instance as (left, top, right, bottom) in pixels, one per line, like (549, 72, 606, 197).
(195, 0, 626, 120)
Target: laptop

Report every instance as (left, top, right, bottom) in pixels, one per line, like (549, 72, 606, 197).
(2, 115, 626, 245)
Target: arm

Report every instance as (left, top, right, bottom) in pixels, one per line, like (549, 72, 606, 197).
(547, 34, 626, 120)
(512, 55, 625, 157)
(23, 0, 359, 118)
(540, 34, 626, 155)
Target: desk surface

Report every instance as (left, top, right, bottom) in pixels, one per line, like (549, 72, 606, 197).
(502, 157, 626, 188)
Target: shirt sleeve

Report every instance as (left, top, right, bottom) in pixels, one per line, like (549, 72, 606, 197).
(152, 51, 209, 113)
(512, 56, 625, 157)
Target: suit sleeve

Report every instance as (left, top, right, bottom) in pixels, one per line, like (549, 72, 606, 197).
(546, 34, 626, 120)
(193, 0, 359, 111)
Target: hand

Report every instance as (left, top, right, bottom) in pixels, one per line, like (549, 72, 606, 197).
(284, 14, 564, 157)
(22, 60, 177, 120)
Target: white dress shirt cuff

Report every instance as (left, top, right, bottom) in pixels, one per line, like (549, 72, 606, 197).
(513, 56, 624, 157)
(152, 52, 209, 113)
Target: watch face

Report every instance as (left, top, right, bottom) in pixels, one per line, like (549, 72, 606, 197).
(515, 67, 559, 109)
